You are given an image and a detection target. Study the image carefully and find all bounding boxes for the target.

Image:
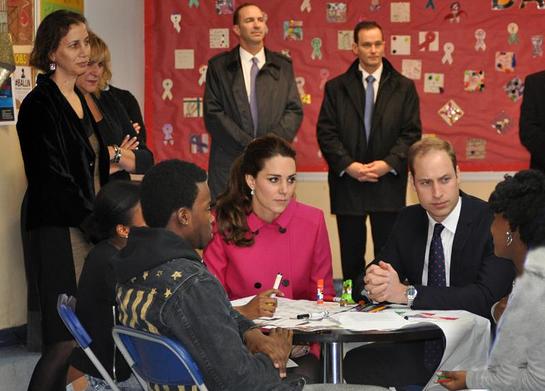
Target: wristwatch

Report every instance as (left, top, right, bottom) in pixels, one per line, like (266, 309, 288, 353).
(406, 285, 417, 308)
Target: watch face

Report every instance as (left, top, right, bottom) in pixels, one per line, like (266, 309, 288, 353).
(407, 286, 417, 298)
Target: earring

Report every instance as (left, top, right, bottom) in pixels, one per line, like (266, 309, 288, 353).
(506, 231, 513, 247)
(250, 188, 255, 196)
(49, 62, 56, 71)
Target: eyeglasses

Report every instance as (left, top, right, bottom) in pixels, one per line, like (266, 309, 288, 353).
(360, 41, 384, 49)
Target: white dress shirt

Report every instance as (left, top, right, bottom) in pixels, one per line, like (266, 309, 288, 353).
(239, 47, 265, 103)
(358, 63, 383, 103)
(421, 196, 462, 286)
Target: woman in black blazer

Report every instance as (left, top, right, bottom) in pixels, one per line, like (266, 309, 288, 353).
(16, 10, 109, 391)
(75, 31, 153, 181)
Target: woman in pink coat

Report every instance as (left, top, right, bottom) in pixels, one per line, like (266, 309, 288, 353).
(203, 135, 335, 320)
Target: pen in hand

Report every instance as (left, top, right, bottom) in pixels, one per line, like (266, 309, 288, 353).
(270, 273, 283, 299)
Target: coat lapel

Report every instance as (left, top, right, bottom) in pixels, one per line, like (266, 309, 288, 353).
(342, 62, 365, 125)
(227, 47, 254, 134)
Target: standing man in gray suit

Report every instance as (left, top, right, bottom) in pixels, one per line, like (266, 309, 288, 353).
(204, 2, 302, 200)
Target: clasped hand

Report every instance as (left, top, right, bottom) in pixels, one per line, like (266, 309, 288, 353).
(364, 261, 406, 304)
(346, 160, 391, 182)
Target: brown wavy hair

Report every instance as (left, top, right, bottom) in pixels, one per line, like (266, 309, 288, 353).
(215, 135, 296, 247)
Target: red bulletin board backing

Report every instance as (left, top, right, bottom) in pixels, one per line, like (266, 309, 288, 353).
(144, 0, 544, 172)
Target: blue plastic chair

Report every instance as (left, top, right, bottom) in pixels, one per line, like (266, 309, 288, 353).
(112, 325, 208, 391)
(57, 294, 121, 391)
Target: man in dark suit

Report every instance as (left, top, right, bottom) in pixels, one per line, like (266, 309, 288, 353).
(520, 70, 545, 174)
(204, 3, 302, 200)
(345, 137, 516, 388)
(316, 21, 421, 285)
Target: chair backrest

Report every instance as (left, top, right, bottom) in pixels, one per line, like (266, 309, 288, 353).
(112, 325, 208, 391)
(57, 294, 121, 391)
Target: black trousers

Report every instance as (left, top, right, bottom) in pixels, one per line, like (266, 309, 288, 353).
(336, 212, 398, 284)
(343, 339, 444, 387)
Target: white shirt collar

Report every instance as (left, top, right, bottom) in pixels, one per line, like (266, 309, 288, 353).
(426, 195, 462, 234)
(359, 63, 383, 83)
(239, 46, 266, 66)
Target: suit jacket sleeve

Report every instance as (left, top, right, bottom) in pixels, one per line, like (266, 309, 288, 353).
(382, 80, 422, 174)
(316, 80, 355, 175)
(267, 62, 303, 142)
(203, 60, 253, 155)
(519, 73, 545, 158)
(364, 203, 515, 320)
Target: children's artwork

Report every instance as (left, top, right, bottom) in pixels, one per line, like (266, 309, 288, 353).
(162, 124, 174, 145)
(215, 0, 234, 14)
(466, 138, 486, 160)
(474, 29, 486, 51)
(507, 22, 519, 45)
(190, 134, 209, 154)
(284, 20, 303, 41)
(210, 28, 229, 48)
(390, 35, 411, 55)
(438, 99, 464, 126)
(503, 76, 524, 101)
(418, 31, 439, 51)
(464, 70, 485, 92)
(183, 97, 203, 117)
(337, 30, 352, 50)
(495, 51, 516, 72)
(391, 2, 411, 22)
(170, 13, 181, 33)
(531, 35, 543, 57)
(424, 73, 445, 93)
(174, 49, 195, 69)
(491, 111, 514, 134)
(402, 59, 422, 80)
(444, 1, 467, 23)
(326, 3, 347, 23)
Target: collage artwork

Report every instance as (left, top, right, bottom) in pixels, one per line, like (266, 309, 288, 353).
(145, 0, 545, 171)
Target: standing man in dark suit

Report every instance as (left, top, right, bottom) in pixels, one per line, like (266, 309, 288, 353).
(204, 2, 303, 200)
(316, 21, 421, 285)
(520, 70, 545, 174)
(345, 137, 515, 388)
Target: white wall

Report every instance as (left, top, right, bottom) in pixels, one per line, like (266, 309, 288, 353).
(85, 0, 145, 107)
(0, 0, 145, 331)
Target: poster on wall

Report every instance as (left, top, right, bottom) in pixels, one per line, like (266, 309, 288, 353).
(40, 0, 83, 20)
(145, 0, 545, 172)
(0, 77, 16, 124)
(8, 0, 34, 45)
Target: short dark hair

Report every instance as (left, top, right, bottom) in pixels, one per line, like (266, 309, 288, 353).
(30, 10, 87, 72)
(141, 160, 207, 228)
(408, 137, 457, 177)
(83, 180, 141, 243)
(353, 20, 383, 43)
(233, 2, 259, 25)
(489, 169, 545, 248)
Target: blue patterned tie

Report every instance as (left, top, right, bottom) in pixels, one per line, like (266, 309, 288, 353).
(250, 57, 259, 136)
(428, 223, 446, 287)
(364, 75, 375, 141)
(424, 223, 446, 372)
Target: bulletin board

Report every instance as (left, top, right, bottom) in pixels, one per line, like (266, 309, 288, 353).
(144, 0, 545, 172)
